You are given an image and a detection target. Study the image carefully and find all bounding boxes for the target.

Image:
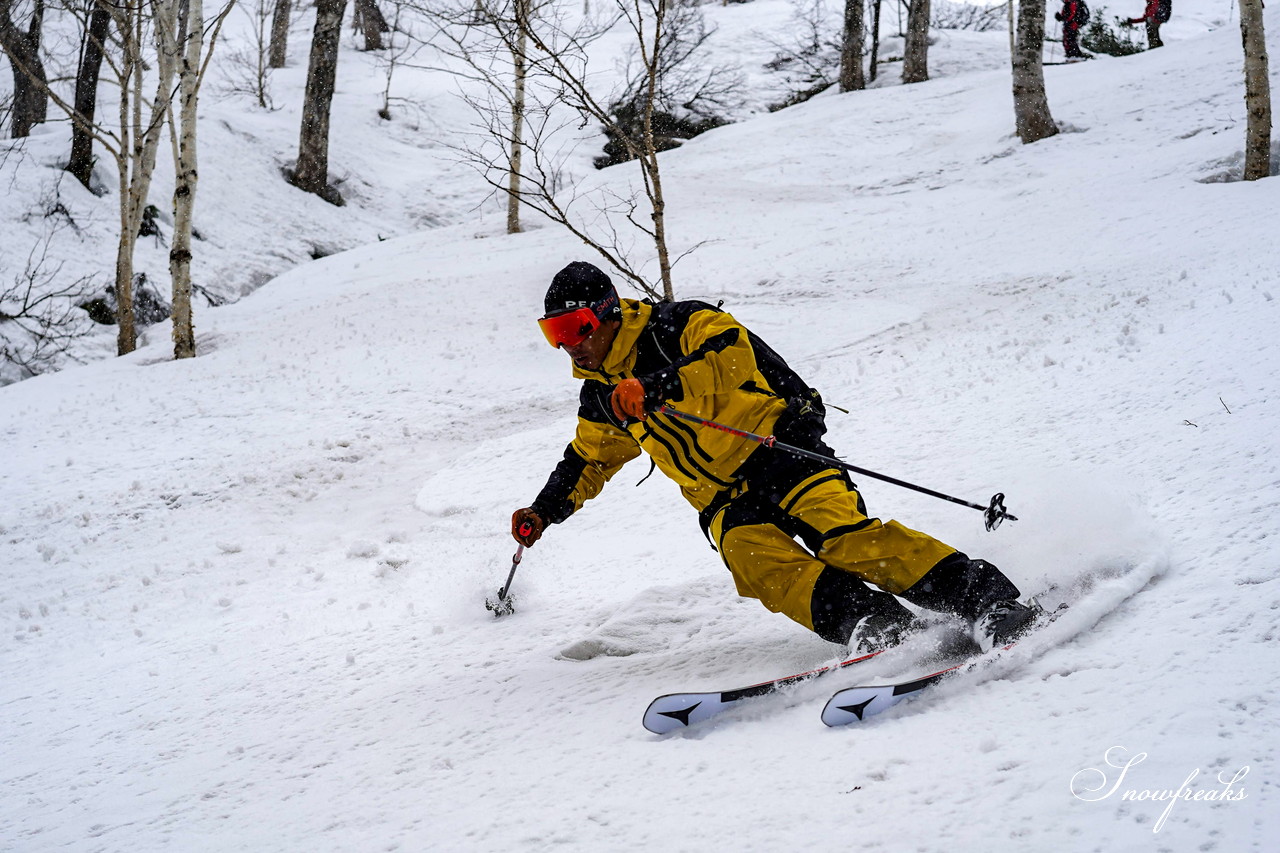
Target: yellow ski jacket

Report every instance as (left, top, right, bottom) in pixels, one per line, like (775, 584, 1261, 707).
(532, 298, 819, 522)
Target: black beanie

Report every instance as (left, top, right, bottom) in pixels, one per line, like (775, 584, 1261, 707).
(544, 262, 622, 320)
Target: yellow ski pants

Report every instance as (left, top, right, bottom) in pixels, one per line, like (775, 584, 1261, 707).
(706, 468, 957, 633)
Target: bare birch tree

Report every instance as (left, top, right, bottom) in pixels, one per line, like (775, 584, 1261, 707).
(1239, 0, 1271, 181)
(1010, 0, 1055, 143)
(434, 0, 708, 293)
(1, 225, 95, 380)
(838, 0, 863, 91)
(157, 0, 236, 359)
(290, 0, 346, 204)
(425, 0, 543, 233)
(513, 0, 692, 300)
(902, 0, 929, 83)
(223, 0, 276, 108)
(374, 0, 418, 120)
(506, 0, 527, 233)
(2, 0, 185, 354)
(112, 0, 178, 353)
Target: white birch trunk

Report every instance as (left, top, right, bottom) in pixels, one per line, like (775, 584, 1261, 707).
(507, 0, 528, 234)
(634, 0, 674, 301)
(114, 2, 177, 355)
(169, 0, 204, 359)
(114, 13, 138, 356)
(1239, 0, 1272, 181)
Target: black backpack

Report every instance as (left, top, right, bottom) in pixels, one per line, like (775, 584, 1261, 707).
(1156, 0, 1172, 23)
(1075, 0, 1091, 25)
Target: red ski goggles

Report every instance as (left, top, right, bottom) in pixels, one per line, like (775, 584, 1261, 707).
(537, 292, 618, 349)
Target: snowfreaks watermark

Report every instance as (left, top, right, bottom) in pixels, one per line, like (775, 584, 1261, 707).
(1070, 746, 1249, 833)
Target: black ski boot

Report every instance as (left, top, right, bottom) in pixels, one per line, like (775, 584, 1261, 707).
(972, 599, 1039, 652)
(848, 610, 925, 655)
(899, 552, 1036, 652)
(810, 565, 921, 652)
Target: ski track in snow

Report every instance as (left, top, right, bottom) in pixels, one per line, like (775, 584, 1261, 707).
(3, 1, 1279, 850)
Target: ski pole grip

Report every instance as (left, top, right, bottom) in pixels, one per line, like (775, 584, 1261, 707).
(518, 520, 534, 538)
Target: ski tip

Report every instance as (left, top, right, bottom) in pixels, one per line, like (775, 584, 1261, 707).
(642, 713, 689, 736)
(642, 692, 729, 735)
(820, 685, 903, 727)
(642, 697, 703, 735)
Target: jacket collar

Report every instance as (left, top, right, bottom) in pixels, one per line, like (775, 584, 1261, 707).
(572, 298, 651, 381)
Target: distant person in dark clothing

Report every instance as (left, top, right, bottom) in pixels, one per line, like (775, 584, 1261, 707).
(1055, 0, 1092, 61)
(1126, 0, 1171, 49)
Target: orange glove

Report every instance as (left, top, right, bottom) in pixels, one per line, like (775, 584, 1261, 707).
(610, 378, 648, 422)
(511, 508, 544, 546)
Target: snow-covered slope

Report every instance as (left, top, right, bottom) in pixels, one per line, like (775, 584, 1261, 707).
(3, 2, 1277, 850)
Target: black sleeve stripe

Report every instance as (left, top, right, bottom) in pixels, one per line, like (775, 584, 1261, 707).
(647, 414, 736, 489)
(684, 328, 741, 372)
(638, 424, 704, 485)
(661, 413, 717, 463)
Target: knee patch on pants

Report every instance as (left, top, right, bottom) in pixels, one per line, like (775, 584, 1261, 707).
(713, 511, 826, 631)
(781, 471, 955, 594)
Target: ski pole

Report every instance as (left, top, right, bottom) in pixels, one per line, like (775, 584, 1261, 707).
(486, 520, 534, 617)
(657, 405, 1018, 531)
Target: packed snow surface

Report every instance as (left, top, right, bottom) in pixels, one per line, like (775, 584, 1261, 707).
(2, 1, 1278, 850)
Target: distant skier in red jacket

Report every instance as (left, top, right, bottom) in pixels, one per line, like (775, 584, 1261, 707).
(1054, 0, 1092, 61)
(1126, 0, 1170, 49)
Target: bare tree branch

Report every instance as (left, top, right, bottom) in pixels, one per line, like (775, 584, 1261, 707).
(1, 224, 96, 381)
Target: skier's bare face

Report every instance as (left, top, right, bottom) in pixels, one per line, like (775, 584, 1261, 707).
(564, 319, 620, 372)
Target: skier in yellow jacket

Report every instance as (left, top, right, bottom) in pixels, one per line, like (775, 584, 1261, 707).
(512, 262, 1036, 652)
